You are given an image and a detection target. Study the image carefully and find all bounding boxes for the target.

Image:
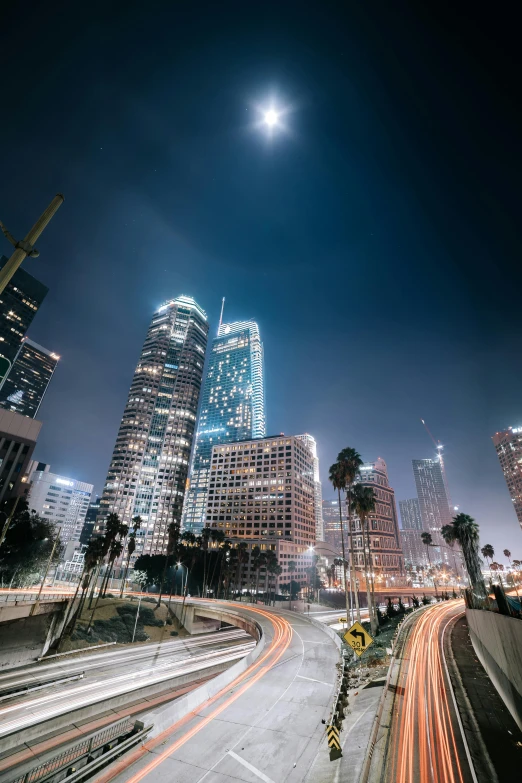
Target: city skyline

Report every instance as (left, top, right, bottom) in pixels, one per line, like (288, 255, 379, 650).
(1, 4, 521, 556)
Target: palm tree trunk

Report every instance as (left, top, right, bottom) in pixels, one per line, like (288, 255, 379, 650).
(337, 488, 352, 625)
(88, 563, 102, 608)
(255, 568, 260, 603)
(364, 519, 377, 635)
(347, 485, 361, 622)
(264, 569, 269, 604)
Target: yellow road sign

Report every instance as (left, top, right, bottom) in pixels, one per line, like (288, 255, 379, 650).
(327, 724, 341, 750)
(344, 621, 374, 657)
(338, 617, 347, 623)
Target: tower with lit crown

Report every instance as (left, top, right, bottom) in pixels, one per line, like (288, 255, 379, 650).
(182, 320, 265, 533)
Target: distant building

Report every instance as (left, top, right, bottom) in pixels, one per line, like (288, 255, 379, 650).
(322, 499, 345, 555)
(0, 338, 59, 418)
(399, 529, 429, 570)
(80, 495, 101, 547)
(0, 256, 49, 367)
(412, 457, 453, 567)
(492, 426, 522, 531)
(295, 433, 324, 541)
(26, 462, 93, 544)
(182, 320, 266, 534)
(98, 296, 209, 557)
(399, 498, 423, 531)
(0, 409, 41, 502)
(205, 434, 316, 592)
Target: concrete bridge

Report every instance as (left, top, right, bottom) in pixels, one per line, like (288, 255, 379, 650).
(0, 594, 73, 668)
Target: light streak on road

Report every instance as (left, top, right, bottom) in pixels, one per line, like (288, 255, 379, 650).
(386, 600, 471, 783)
(0, 639, 255, 739)
(100, 604, 294, 783)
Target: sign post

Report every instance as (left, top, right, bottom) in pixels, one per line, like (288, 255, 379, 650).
(343, 621, 374, 657)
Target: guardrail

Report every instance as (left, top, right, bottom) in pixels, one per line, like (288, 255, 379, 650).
(0, 672, 84, 703)
(6, 716, 147, 783)
(0, 593, 70, 604)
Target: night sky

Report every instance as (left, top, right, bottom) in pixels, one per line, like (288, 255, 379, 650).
(1, 2, 521, 557)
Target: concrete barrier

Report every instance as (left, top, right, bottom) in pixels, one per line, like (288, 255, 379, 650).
(0, 599, 74, 669)
(466, 609, 522, 731)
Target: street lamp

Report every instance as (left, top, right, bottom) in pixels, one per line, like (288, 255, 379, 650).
(263, 109, 280, 128)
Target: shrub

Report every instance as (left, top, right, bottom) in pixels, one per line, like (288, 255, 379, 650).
(138, 606, 164, 627)
(398, 598, 406, 614)
(386, 597, 398, 619)
(376, 607, 387, 626)
(421, 594, 431, 605)
(170, 631, 179, 637)
(412, 595, 420, 608)
(166, 617, 173, 625)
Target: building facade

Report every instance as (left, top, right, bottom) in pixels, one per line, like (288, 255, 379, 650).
(492, 426, 522, 531)
(398, 498, 423, 531)
(399, 528, 429, 570)
(352, 459, 405, 584)
(0, 338, 59, 418)
(205, 434, 316, 591)
(0, 257, 49, 367)
(412, 457, 453, 566)
(26, 462, 93, 544)
(322, 499, 345, 555)
(80, 495, 101, 547)
(296, 433, 324, 541)
(98, 296, 208, 555)
(182, 320, 266, 533)
(0, 409, 41, 503)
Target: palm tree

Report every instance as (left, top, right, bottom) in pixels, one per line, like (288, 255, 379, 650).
(179, 531, 198, 623)
(337, 447, 364, 622)
(264, 550, 277, 604)
(119, 516, 142, 598)
(480, 544, 494, 573)
(287, 559, 297, 608)
(420, 531, 439, 597)
(249, 545, 261, 598)
(60, 537, 104, 644)
(350, 484, 377, 634)
(253, 549, 267, 602)
(270, 563, 283, 605)
(208, 531, 227, 595)
(200, 526, 212, 597)
(328, 461, 353, 624)
(441, 513, 486, 599)
(235, 542, 249, 600)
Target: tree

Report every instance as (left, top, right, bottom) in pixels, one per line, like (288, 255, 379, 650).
(157, 518, 181, 608)
(480, 544, 494, 573)
(252, 549, 267, 602)
(337, 447, 364, 622)
(328, 461, 352, 624)
(200, 526, 212, 598)
(441, 513, 486, 599)
(61, 536, 105, 642)
(0, 499, 56, 587)
(350, 484, 378, 634)
(235, 542, 249, 600)
(420, 531, 439, 597)
(119, 516, 142, 598)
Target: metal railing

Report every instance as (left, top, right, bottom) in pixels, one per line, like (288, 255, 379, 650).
(7, 716, 134, 783)
(0, 592, 70, 604)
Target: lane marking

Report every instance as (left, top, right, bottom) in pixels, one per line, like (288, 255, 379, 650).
(296, 674, 333, 687)
(227, 750, 276, 783)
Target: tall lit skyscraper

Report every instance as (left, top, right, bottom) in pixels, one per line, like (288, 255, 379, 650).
(182, 320, 265, 533)
(26, 461, 93, 545)
(0, 338, 59, 418)
(492, 426, 522, 531)
(412, 458, 452, 534)
(0, 256, 48, 367)
(399, 499, 428, 569)
(99, 296, 208, 555)
(295, 433, 324, 541)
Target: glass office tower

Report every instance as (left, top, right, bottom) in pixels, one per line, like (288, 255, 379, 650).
(182, 320, 265, 533)
(0, 338, 59, 417)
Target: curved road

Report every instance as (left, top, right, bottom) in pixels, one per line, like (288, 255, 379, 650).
(94, 600, 340, 783)
(385, 600, 472, 783)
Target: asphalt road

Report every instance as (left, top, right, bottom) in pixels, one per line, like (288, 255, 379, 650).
(0, 628, 254, 740)
(384, 600, 474, 783)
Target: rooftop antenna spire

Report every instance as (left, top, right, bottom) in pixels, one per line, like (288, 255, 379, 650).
(218, 296, 225, 334)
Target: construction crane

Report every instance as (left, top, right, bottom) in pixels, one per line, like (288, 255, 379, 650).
(420, 419, 452, 506)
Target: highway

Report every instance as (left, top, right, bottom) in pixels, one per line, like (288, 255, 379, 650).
(0, 628, 254, 742)
(384, 600, 472, 783)
(89, 600, 339, 783)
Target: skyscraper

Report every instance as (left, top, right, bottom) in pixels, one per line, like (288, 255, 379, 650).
(0, 338, 59, 418)
(295, 433, 324, 541)
(0, 256, 48, 368)
(182, 320, 265, 533)
(98, 295, 208, 555)
(399, 498, 423, 531)
(492, 426, 522, 530)
(26, 461, 93, 545)
(412, 458, 453, 536)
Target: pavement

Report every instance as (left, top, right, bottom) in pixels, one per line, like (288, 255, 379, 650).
(90, 602, 341, 783)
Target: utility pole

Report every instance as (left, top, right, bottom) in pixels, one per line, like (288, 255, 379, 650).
(0, 194, 64, 295)
(30, 534, 60, 616)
